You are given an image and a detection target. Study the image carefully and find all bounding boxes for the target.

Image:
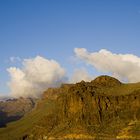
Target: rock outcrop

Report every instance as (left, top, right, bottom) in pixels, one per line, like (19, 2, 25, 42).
(91, 75, 122, 87)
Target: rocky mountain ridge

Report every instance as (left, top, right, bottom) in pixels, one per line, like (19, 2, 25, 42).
(0, 97, 36, 127)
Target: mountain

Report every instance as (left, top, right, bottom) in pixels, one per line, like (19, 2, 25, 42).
(0, 97, 36, 127)
(0, 75, 140, 140)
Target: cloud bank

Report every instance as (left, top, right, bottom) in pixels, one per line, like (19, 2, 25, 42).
(7, 56, 66, 98)
(7, 48, 140, 98)
(74, 48, 140, 83)
(70, 68, 93, 83)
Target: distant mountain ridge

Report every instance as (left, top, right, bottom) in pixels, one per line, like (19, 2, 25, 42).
(0, 75, 140, 140)
(0, 96, 13, 101)
(0, 97, 36, 127)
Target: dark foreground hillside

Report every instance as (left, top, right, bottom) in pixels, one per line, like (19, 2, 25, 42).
(0, 75, 140, 140)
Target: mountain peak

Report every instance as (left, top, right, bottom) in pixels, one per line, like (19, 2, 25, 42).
(91, 75, 121, 87)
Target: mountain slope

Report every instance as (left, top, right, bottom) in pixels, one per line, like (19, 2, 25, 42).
(0, 75, 140, 140)
(0, 97, 35, 127)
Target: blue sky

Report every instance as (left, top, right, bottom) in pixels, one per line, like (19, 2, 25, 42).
(0, 0, 140, 94)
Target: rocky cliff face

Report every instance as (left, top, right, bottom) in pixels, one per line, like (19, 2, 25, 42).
(24, 76, 140, 139)
(56, 77, 140, 138)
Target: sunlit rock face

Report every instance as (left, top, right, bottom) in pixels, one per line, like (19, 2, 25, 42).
(58, 77, 139, 125)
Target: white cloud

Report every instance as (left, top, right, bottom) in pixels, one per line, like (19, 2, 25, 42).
(7, 56, 66, 98)
(70, 68, 93, 83)
(74, 48, 140, 83)
(10, 57, 21, 63)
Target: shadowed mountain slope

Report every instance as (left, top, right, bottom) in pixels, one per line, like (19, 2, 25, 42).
(0, 97, 36, 127)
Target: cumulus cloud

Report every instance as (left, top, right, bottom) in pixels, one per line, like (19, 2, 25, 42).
(74, 48, 140, 82)
(70, 68, 93, 83)
(7, 56, 66, 98)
